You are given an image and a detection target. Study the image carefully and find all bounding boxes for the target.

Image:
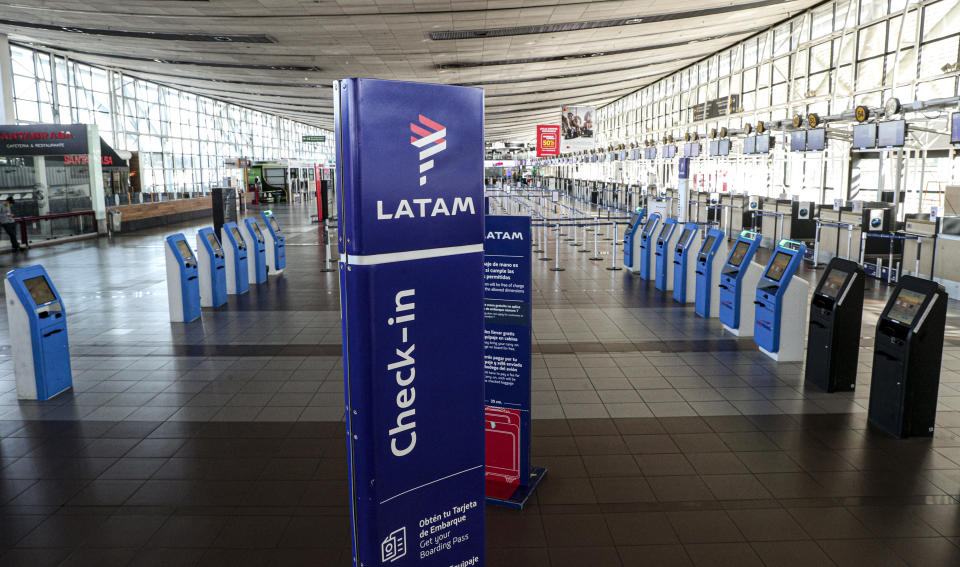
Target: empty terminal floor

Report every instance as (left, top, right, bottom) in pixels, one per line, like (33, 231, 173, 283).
(0, 203, 959, 566)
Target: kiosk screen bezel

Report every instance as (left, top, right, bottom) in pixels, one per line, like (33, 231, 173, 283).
(252, 223, 264, 241)
(818, 268, 849, 299)
(676, 228, 694, 253)
(656, 223, 672, 245)
(642, 218, 659, 237)
(764, 251, 792, 282)
(699, 235, 717, 258)
(629, 213, 641, 228)
(727, 240, 751, 268)
(887, 288, 927, 326)
(24, 275, 56, 306)
(175, 240, 194, 261)
(230, 226, 246, 248)
(205, 232, 223, 254)
(267, 216, 281, 233)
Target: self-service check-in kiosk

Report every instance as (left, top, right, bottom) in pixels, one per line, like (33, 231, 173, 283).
(261, 211, 286, 274)
(868, 276, 947, 438)
(622, 211, 645, 270)
(244, 218, 268, 284)
(635, 213, 661, 279)
(196, 227, 227, 308)
(672, 223, 701, 303)
(221, 222, 249, 295)
(694, 228, 727, 318)
(753, 240, 809, 361)
(719, 230, 763, 336)
(804, 258, 864, 392)
(5, 266, 72, 400)
(655, 218, 680, 291)
(164, 233, 202, 323)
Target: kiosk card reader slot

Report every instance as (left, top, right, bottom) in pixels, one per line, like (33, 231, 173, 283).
(673, 223, 702, 303)
(164, 234, 202, 323)
(622, 211, 645, 270)
(221, 222, 249, 295)
(867, 276, 947, 438)
(753, 239, 809, 361)
(261, 211, 286, 274)
(804, 258, 864, 392)
(655, 218, 680, 291)
(5, 265, 72, 401)
(694, 228, 727, 318)
(719, 231, 763, 335)
(244, 218, 268, 285)
(636, 213, 661, 279)
(196, 227, 227, 308)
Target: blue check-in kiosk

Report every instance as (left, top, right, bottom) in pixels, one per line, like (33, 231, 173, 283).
(754, 239, 810, 361)
(221, 222, 249, 295)
(196, 227, 227, 308)
(622, 209, 645, 270)
(164, 233, 201, 323)
(244, 218, 268, 284)
(718, 230, 763, 336)
(4, 266, 72, 401)
(634, 213, 661, 279)
(654, 218, 680, 291)
(672, 223, 701, 303)
(261, 211, 286, 274)
(694, 228, 727, 318)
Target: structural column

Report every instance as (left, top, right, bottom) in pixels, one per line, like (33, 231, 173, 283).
(0, 34, 15, 124)
(86, 124, 106, 233)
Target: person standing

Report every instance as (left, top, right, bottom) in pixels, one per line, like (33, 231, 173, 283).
(1, 196, 21, 252)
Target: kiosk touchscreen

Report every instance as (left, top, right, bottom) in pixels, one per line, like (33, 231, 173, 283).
(753, 240, 809, 361)
(622, 211, 645, 269)
(694, 228, 727, 318)
(867, 276, 947, 438)
(654, 218, 680, 291)
(4, 265, 72, 401)
(672, 223, 701, 303)
(244, 218, 268, 285)
(261, 211, 286, 274)
(804, 258, 864, 392)
(635, 213, 661, 279)
(718, 230, 763, 336)
(196, 227, 227, 308)
(164, 234, 202, 323)
(221, 222, 249, 295)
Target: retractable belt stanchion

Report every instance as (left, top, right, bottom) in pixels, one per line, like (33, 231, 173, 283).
(550, 224, 565, 271)
(606, 223, 622, 271)
(539, 224, 552, 262)
(590, 218, 603, 261)
(579, 221, 590, 253)
(319, 219, 335, 273)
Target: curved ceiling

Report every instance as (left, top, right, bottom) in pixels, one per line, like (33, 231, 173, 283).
(0, 0, 820, 141)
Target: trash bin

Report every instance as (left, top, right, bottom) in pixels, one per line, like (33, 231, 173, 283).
(109, 209, 122, 233)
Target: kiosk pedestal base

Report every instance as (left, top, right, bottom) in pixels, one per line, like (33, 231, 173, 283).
(758, 345, 800, 362)
(722, 324, 750, 337)
(486, 466, 547, 510)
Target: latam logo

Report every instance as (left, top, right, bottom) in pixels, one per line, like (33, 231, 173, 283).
(410, 115, 446, 187)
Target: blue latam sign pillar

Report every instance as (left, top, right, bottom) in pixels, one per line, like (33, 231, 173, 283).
(336, 78, 485, 567)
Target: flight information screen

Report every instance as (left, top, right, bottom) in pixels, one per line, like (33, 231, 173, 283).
(887, 288, 927, 325)
(727, 241, 750, 267)
(819, 268, 849, 299)
(24, 276, 56, 305)
(764, 252, 792, 282)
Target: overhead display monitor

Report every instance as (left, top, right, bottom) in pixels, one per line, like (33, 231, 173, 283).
(267, 216, 281, 233)
(727, 240, 751, 267)
(230, 226, 246, 248)
(676, 228, 694, 252)
(790, 131, 806, 152)
(951, 113, 960, 145)
(24, 275, 56, 305)
(756, 135, 771, 154)
(175, 240, 194, 261)
(743, 136, 756, 155)
(819, 268, 849, 299)
(205, 232, 222, 254)
(699, 235, 717, 257)
(887, 288, 927, 325)
(878, 120, 906, 148)
(806, 128, 825, 151)
(708, 140, 719, 156)
(689, 142, 700, 157)
(718, 139, 730, 156)
(764, 251, 792, 282)
(852, 123, 877, 150)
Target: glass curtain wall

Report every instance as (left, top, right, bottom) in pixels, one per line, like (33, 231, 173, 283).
(8, 44, 333, 194)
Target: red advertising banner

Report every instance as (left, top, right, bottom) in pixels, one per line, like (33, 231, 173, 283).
(536, 125, 560, 157)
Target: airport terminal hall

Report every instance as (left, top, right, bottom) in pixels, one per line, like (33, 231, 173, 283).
(5, 1, 960, 566)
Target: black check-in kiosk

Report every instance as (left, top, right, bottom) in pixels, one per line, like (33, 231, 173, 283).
(868, 276, 947, 438)
(804, 258, 864, 392)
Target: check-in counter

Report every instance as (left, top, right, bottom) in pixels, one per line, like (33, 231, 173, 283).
(934, 217, 960, 296)
(902, 217, 938, 279)
(696, 192, 709, 223)
(760, 197, 779, 248)
(840, 211, 864, 260)
(729, 195, 751, 237)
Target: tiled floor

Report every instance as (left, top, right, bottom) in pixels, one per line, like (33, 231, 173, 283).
(0, 196, 959, 566)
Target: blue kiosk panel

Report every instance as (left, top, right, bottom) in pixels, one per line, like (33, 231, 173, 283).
(622, 210, 645, 269)
(221, 222, 249, 295)
(4, 265, 72, 401)
(638, 213, 661, 280)
(654, 218, 678, 290)
(244, 218, 268, 284)
(754, 240, 807, 353)
(718, 230, 762, 329)
(164, 234, 201, 323)
(261, 211, 286, 272)
(197, 227, 228, 308)
(672, 222, 699, 303)
(694, 228, 726, 318)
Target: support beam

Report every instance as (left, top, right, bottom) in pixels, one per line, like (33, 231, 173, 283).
(0, 34, 15, 124)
